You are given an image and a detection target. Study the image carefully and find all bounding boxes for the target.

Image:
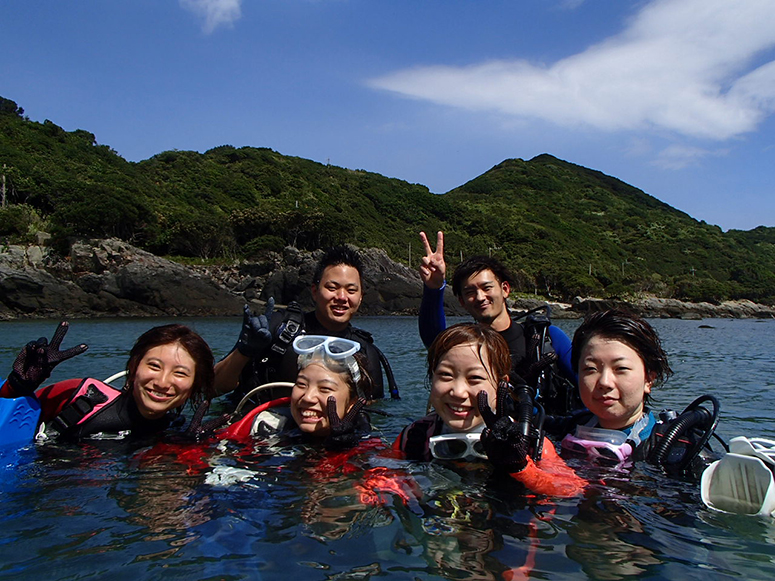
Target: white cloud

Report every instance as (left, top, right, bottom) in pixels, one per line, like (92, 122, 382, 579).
(653, 144, 729, 170)
(368, 0, 775, 142)
(180, 0, 242, 34)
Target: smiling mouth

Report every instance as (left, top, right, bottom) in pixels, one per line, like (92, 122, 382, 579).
(146, 388, 173, 401)
(300, 409, 324, 422)
(446, 403, 473, 416)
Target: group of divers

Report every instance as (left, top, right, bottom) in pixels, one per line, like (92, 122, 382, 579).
(2, 232, 775, 516)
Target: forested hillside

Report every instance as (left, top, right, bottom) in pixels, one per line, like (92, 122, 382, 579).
(2, 96, 774, 304)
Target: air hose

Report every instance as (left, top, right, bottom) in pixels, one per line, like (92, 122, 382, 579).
(511, 381, 545, 461)
(648, 394, 720, 475)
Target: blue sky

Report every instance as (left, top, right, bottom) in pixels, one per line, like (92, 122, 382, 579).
(2, 0, 774, 231)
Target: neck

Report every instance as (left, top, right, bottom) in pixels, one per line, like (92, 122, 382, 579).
(489, 309, 512, 332)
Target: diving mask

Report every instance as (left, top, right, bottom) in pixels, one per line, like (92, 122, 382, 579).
(561, 425, 634, 463)
(293, 335, 361, 383)
(429, 432, 487, 460)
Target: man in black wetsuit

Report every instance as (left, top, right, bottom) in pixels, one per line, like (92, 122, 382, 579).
(214, 246, 397, 402)
(418, 231, 578, 414)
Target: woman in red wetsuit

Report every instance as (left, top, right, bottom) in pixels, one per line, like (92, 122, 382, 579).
(2, 322, 215, 441)
(394, 323, 586, 497)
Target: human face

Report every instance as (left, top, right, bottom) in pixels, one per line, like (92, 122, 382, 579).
(291, 362, 353, 438)
(312, 264, 362, 332)
(429, 342, 498, 432)
(577, 336, 654, 430)
(458, 270, 511, 330)
(132, 342, 196, 419)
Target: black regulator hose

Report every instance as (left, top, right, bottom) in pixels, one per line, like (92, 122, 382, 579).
(511, 381, 545, 461)
(648, 394, 720, 474)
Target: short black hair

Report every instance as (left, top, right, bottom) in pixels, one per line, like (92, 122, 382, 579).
(451, 255, 513, 297)
(312, 245, 364, 286)
(571, 309, 673, 388)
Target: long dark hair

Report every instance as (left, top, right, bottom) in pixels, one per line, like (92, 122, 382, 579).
(571, 310, 673, 388)
(125, 324, 215, 407)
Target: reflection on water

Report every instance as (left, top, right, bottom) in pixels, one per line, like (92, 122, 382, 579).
(2, 317, 775, 579)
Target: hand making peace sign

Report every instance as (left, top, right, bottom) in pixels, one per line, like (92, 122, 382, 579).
(418, 231, 446, 290)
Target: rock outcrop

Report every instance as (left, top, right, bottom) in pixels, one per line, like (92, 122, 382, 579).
(2, 240, 774, 320)
(0, 240, 445, 319)
(0, 239, 244, 319)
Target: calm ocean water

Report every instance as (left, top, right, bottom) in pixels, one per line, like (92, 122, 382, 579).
(1, 315, 774, 580)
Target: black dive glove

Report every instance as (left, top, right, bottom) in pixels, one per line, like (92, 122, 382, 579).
(8, 321, 88, 396)
(477, 382, 530, 473)
(234, 298, 274, 358)
(324, 396, 367, 451)
(184, 399, 233, 441)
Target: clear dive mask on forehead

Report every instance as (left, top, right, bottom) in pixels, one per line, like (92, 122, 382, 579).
(429, 432, 487, 461)
(293, 335, 362, 383)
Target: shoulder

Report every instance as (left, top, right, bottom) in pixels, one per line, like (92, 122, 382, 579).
(395, 413, 444, 459)
(348, 326, 375, 344)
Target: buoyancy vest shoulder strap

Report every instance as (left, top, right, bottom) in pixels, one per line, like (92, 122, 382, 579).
(50, 378, 123, 435)
(269, 301, 305, 357)
(351, 327, 401, 399)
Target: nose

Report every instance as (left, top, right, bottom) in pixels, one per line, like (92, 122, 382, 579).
(597, 367, 615, 390)
(449, 378, 470, 399)
(154, 369, 173, 389)
(334, 288, 347, 300)
(475, 288, 487, 302)
(300, 388, 317, 403)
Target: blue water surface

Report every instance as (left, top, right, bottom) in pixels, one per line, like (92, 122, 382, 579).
(1, 315, 775, 580)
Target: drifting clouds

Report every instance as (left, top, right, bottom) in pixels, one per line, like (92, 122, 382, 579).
(369, 0, 775, 142)
(180, 0, 242, 34)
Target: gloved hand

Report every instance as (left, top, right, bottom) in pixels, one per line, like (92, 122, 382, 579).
(234, 298, 274, 357)
(324, 396, 367, 451)
(477, 382, 530, 473)
(184, 399, 232, 441)
(8, 321, 88, 395)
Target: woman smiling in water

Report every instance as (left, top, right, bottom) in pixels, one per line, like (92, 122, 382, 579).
(395, 323, 586, 497)
(2, 322, 215, 441)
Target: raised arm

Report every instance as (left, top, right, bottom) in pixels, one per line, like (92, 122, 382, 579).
(418, 231, 448, 348)
(214, 301, 274, 395)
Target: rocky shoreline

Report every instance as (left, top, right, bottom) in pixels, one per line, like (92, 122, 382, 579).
(1, 239, 774, 321)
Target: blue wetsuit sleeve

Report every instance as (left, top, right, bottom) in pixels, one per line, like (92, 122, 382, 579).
(418, 282, 447, 349)
(548, 325, 576, 383)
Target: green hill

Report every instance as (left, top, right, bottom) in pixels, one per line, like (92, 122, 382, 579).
(2, 95, 774, 304)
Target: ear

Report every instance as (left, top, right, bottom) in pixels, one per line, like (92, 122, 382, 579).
(501, 281, 511, 295)
(644, 371, 656, 394)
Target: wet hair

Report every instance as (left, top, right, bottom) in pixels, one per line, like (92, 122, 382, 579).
(125, 324, 215, 408)
(298, 351, 375, 401)
(451, 255, 513, 297)
(312, 245, 364, 286)
(571, 310, 673, 388)
(426, 323, 511, 387)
